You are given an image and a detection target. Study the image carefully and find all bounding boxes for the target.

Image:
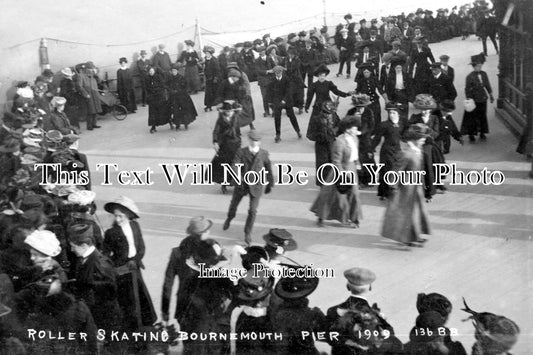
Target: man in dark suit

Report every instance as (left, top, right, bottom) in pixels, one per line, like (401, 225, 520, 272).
(136, 50, 151, 106)
(336, 28, 355, 78)
(299, 39, 318, 88)
(267, 65, 302, 142)
(223, 130, 274, 244)
(439, 54, 455, 83)
(427, 62, 457, 104)
(67, 224, 122, 340)
(254, 46, 272, 117)
(379, 53, 394, 94)
(326, 267, 396, 355)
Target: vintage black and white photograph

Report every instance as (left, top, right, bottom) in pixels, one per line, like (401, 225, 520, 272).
(0, 0, 531, 354)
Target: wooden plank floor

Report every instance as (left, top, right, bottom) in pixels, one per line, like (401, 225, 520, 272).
(81, 36, 533, 353)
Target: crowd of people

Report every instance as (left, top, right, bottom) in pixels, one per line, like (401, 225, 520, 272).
(0, 0, 522, 354)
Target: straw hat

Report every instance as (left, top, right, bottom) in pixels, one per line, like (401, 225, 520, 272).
(104, 196, 139, 218)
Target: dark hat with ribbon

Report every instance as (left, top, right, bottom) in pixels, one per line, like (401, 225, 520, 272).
(274, 37, 284, 43)
(241, 245, 269, 270)
(234, 42, 244, 48)
(385, 101, 402, 112)
(184, 40, 195, 46)
(227, 68, 242, 78)
(287, 33, 297, 40)
(194, 239, 226, 266)
(344, 267, 376, 286)
(359, 62, 374, 71)
(119, 57, 128, 64)
(313, 63, 330, 76)
(391, 56, 406, 67)
(298, 30, 307, 37)
(430, 62, 442, 69)
(470, 53, 486, 65)
(186, 216, 213, 235)
(344, 13, 352, 20)
(417, 293, 453, 318)
(237, 269, 274, 301)
(244, 41, 253, 48)
(416, 311, 447, 330)
(253, 38, 263, 45)
(274, 264, 319, 300)
(263, 228, 297, 251)
(67, 223, 94, 245)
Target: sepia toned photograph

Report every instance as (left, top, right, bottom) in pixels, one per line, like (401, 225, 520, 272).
(0, 0, 531, 354)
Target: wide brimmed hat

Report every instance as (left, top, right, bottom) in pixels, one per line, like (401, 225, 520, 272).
(344, 13, 352, 20)
(470, 53, 486, 65)
(234, 42, 244, 48)
(85, 61, 96, 70)
(184, 40, 195, 46)
(263, 228, 297, 251)
(243, 41, 253, 48)
(218, 100, 243, 112)
(241, 245, 269, 270)
(344, 267, 376, 286)
(25, 230, 61, 257)
(391, 56, 406, 67)
(274, 264, 319, 299)
(68, 190, 96, 205)
(186, 216, 213, 235)
(413, 94, 437, 109)
(313, 64, 330, 76)
(253, 39, 263, 45)
(203, 46, 215, 54)
(119, 57, 128, 64)
(358, 62, 374, 71)
(67, 223, 94, 244)
(262, 33, 270, 39)
(104, 196, 139, 218)
(237, 269, 274, 301)
(60, 67, 75, 77)
(298, 31, 307, 37)
(417, 293, 452, 318)
(194, 239, 227, 266)
(272, 65, 285, 75)
(404, 123, 430, 141)
(287, 33, 297, 40)
(351, 93, 371, 106)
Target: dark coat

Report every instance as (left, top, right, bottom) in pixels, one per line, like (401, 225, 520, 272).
(161, 246, 200, 322)
(68, 249, 121, 332)
(384, 69, 412, 102)
(212, 114, 241, 184)
(326, 296, 395, 355)
(103, 221, 156, 329)
(267, 75, 293, 106)
(231, 147, 274, 197)
(152, 51, 172, 72)
(76, 71, 102, 115)
(17, 291, 98, 354)
(116, 67, 137, 112)
(178, 50, 202, 92)
(242, 49, 257, 81)
(255, 56, 271, 87)
(379, 64, 393, 93)
(336, 36, 355, 58)
(271, 297, 327, 355)
(465, 70, 492, 103)
(204, 56, 221, 107)
(299, 48, 318, 74)
(145, 70, 171, 126)
(427, 73, 457, 103)
(46, 110, 75, 135)
(441, 65, 455, 83)
(305, 80, 349, 112)
(167, 73, 197, 126)
(372, 120, 404, 197)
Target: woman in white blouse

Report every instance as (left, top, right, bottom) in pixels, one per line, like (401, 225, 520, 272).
(103, 196, 156, 332)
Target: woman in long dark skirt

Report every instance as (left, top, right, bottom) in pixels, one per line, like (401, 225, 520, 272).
(203, 46, 221, 112)
(58, 67, 83, 129)
(355, 63, 384, 130)
(346, 94, 375, 186)
(212, 101, 242, 194)
(408, 94, 445, 201)
(381, 123, 431, 247)
(310, 116, 363, 228)
(460, 54, 493, 143)
(145, 67, 171, 133)
(102, 196, 156, 333)
(179, 40, 202, 94)
(372, 102, 404, 200)
(305, 64, 350, 118)
(307, 100, 340, 186)
(168, 64, 197, 130)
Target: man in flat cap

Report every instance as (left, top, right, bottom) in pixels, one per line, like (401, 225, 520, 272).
(427, 62, 457, 104)
(326, 267, 395, 354)
(136, 50, 151, 106)
(267, 66, 303, 142)
(439, 54, 454, 83)
(223, 130, 274, 245)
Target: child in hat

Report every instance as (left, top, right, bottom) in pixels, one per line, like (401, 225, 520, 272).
(436, 100, 463, 154)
